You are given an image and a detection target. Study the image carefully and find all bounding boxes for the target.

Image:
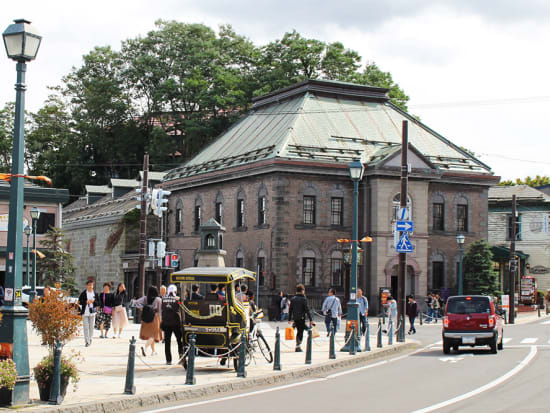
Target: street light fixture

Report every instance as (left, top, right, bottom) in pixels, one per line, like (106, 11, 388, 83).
(0, 18, 42, 405)
(457, 234, 465, 295)
(24, 225, 31, 286)
(30, 207, 41, 303)
(341, 159, 365, 352)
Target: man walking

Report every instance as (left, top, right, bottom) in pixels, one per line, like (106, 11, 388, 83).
(288, 284, 314, 352)
(79, 280, 99, 347)
(357, 288, 369, 335)
(321, 288, 341, 336)
(161, 285, 183, 365)
(383, 295, 397, 334)
(406, 295, 418, 334)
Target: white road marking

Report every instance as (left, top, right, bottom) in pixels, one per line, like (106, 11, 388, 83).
(411, 345, 538, 413)
(503, 338, 512, 344)
(540, 320, 550, 325)
(434, 340, 442, 345)
(520, 338, 538, 344)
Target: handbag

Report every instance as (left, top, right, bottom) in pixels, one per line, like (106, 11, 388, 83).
(285, 326, 295, 340)
(103, 306, 112, 314)
(311, 325, 320, 339)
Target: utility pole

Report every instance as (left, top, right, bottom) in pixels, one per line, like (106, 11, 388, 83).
(509, 194, 517, 324)
(138, 153, 149, 298)
(397, 120, 408, 341)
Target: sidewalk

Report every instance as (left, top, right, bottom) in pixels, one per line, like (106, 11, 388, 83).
(12, 318, 413, 412)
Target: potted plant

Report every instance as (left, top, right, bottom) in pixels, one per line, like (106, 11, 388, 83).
(0, 359, 17, 406)
(28, 285, 82, 401)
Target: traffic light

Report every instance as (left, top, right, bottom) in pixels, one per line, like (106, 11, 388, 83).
(136, 188, 151, 214)
(164, 252, 180, 268)
(156, 241, 166, 259)
(152, 189, 171, 217)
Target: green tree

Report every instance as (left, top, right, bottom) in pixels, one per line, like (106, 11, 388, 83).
(498, 175, 550, 187)
(463, 240, 500, 296)
(36, 227, 77, 293)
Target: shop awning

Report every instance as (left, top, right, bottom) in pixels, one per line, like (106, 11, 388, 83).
(491, 245, 529, 260)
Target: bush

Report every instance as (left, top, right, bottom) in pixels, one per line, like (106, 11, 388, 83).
(33, 351, 81, 390)
(0, 359, 17, 390)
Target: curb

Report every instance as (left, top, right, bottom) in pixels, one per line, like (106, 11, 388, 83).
(20, 342, 416, 413)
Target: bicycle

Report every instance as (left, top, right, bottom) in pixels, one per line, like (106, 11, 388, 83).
(247, 309, 273, 364)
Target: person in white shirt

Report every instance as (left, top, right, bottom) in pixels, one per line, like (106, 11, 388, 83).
(79, 280, 99, 347)
(321, 288, 342, 336)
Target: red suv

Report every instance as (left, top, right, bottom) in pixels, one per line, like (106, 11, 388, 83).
(442, 295, 504, 354)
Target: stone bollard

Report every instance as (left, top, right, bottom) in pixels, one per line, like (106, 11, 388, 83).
(237, 332, 247, 378)
(388, 318, 394, 345)
(305, 327, 313, 364)
(273, 327, 281, 371)
(364, 321, 371, 352)
(349, 324, 356, 355)
(49, 340, 63, 405)
(124, 336, 137, 394)
(377, 319, 383, 348)
(397, 315, 405, 343)
(329, 325, 336, 359)
(186, 333, 197, 385)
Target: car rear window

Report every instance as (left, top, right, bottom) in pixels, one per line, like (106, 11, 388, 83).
(447, 297, 491, 314)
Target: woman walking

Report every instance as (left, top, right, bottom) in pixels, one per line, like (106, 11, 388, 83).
(95, 282, 114, 338)
(112, 283, 129, 338)
(137, 286, 162, 356)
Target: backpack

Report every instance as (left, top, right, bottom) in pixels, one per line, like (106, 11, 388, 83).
(141, 299, 155, 323)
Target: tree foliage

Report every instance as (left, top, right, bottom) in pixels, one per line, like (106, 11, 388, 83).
(498, 175, 550, 187)
(36, 227, 77, 292)
(463, 240, 501, 296)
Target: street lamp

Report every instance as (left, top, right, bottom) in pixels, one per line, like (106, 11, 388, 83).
(0, 19, 41, 405)
(341, 159, 364, 352)
(24, 225, 31, 286)
(457, 234, 465, 295)
(30, 207, 42, 303)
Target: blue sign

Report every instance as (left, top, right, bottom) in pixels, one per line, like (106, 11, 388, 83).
(396, 233, 414, 253)
(396, 220, 414, 233)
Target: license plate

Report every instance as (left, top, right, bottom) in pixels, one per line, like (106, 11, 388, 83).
(462, 336, 475, 344)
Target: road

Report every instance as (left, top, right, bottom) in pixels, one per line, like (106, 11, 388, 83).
(132, 317, 550, 413)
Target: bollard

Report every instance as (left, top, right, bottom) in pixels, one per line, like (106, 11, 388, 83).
(388, 318, 393, 345)
(349, 324, 356, 355)
(305, 327, 313, 364)
(538, 305, 541, 317)
(397, 315, 405, 343)
(273, 327, 281, 371)
(419, 311, 423, 326)
(49, 340, 63, 405)
(237, 332, 247, 378)
(364, 321, 371, 352)
(382, 311, 386, 324)
(547, 305, 549, 316)
(377, 319, 383, 348)
(329, 325, 336, 359)
(124, 336, 137, 394)
(186, 333, 197, 385)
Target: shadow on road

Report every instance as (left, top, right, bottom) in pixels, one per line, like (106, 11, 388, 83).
(412, 347, 496, 357)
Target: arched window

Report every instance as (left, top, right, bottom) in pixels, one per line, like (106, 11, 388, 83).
(236, 249, 244, 268)
(236, 189, 246, 229)
(257, 249, 266, 286)
(301, 249, 316, 286)
(392, 193, 412, 220)
(456, 196, 468, 232)
(194, 196, 202, 232)
(257, 184, 268, 226)
(215, 192, 224, 225)
(175, 199, 183, 234)
(431, 194, 445, 231)
(330, 250, 344, 287)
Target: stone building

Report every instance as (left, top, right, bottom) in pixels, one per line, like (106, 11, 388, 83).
(161, 79, 499, 312)
(488, 185, 550, 291)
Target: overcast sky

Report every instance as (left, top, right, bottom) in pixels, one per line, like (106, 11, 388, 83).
(0, 0, 548, 181)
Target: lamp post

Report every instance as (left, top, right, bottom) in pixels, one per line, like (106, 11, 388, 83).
(341, 159, 364, 352)
(24, 225, 31, 286)
(0, 19, 42, 405)
(30, 207, 41, 303)
(457, 234, 465, 295)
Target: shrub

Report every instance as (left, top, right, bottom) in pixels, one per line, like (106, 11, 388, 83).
(33, 351, 81, 390)
(0, 359, 17, 390)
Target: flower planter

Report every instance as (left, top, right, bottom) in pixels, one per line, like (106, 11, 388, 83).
(37, 375, 69, 402)
(0, 388, 13, 406)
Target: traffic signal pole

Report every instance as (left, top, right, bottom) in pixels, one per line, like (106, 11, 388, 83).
(138, 153, 149, 298)
(509, 194, 517, 324)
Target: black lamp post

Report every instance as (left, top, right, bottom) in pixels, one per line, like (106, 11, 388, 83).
(30, 206, 41, 303)
(0, 18, 42, 405)
(24, 225, 31, 286)
(457, 234, 465, 295)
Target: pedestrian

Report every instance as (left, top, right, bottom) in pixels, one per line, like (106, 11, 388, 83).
(137, 286, 162, 356)
(271, 291, 283, 321)
(545, 289, 550, 312)
(321, 288, 341, 336)
(160, 285, 167, 298)
(281, 293, 290, 320)
(205, 284, 218, 300)
(247, 290, 258, 332)
(95, 282, 114, 338)
(79, 280, 99, 347)
(425, 293, 433, 323)
(288, 284, 315, 352)
(383, 295, 397, 334)
(112, 283, 129, 338)
(357, 288, 369, 335)
(406, 295, 418, 334)
(217, 284, 226, 301)
(431, 293, 441, 323)
(236, 284, 248, 302)
(190, 284, 203, 300)
(160, 285, 183, 365)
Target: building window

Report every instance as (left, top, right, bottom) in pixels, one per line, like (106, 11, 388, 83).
(206, 234, 215, 248)
(302, 257, 316, 286)
(193, 255, 199, 267)
(36, 213, 55, 234)
(175, 207, 182, 233)
(331, 197, 343, 226)
(237, 199, 245, 228)
(194, 205, 201, 232)
(215, 202, 223, 225)
(66, 240, 71, 253)
(258, 196, 267, 225)
(331, 256, 343, 287)
(89, 237, 96, 256)
(507, 213, 521, 241)
(219, 234, 223, 249)
(456, 204, 468, 232)
(303, 196, 316, 225)
(257, 255, 266, 286)
(432, 203, 444, 231)
(236, 250, 244, 268)
(432, 261, 444, 291)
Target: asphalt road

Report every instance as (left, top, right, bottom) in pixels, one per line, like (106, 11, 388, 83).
(132, 317, 550, 413)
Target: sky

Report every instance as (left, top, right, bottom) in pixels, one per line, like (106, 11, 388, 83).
(0, 0, 549, 181)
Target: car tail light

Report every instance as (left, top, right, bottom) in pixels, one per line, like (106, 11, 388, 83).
(488, 315, 495, 327)
(443, 316, 449, 328)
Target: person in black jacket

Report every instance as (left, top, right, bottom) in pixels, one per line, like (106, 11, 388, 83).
(79, 280, 100, 347)
(288, 284, 315, 352)
(95, 282, 115, 338)
(160, 285, 184, 365)
(406, 295, 418, 335)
